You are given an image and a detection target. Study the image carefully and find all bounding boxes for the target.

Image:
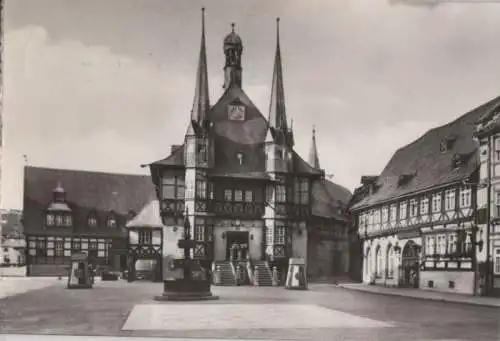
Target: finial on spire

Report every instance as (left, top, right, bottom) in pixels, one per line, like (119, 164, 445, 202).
(231, 22, 235, 32)
(276, 18, 280, 48)
(308, 125, 321, 169)
(201, 7, 205, 34)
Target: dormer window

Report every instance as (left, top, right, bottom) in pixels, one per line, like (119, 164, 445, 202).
(55, 215, 63, 226)
(64, 215, 72, 226)
(107, 214, 117, 228)
(88, 214, 98, 228)
(398, 173, 415, 187)
(440, 136, 457, 152)
(46, 213, 55, 226)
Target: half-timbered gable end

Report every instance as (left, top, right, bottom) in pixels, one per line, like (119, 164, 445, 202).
(23, 166, 155, 277)
(350, 95, 500, 294)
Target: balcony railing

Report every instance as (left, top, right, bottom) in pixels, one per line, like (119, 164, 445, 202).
(208, 201, 265, 218)
(160, 199, 185, 216)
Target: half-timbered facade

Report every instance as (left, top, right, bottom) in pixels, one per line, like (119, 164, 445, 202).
(473, 98, 500, 297)
(349, 97, 500, 294)
(22, 166, 155, 276)
(145, 11, 351, 283)
(126, 200, 163, 282)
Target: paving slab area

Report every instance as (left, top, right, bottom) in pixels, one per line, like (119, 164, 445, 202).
(0, 280, 498, 341)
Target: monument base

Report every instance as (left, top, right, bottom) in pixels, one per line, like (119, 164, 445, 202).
(154, 279, 219, 302)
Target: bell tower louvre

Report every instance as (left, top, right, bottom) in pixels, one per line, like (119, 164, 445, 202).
(146, 9, 352, 285)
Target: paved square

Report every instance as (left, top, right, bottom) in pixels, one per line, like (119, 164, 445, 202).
(122, 303, 394, 330)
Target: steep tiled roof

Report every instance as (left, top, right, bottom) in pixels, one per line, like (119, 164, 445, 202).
(23, 166, 156, 235)
(351, 96, 500, 211)
(126, 200, 163, 229)
(149, 144, 185, 167)
(311, 178, 352, 221)
(147, 83, 320, 177)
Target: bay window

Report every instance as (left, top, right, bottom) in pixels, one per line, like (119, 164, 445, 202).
(161, 174, 185, 200)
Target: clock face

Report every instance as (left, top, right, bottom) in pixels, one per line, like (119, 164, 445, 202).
(228, 104, 245, 121)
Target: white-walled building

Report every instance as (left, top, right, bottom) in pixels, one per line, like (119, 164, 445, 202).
(349, 97, 500, 295)
(473, 99, 500, 297)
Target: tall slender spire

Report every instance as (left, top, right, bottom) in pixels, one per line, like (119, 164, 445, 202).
(190, 7, 210, 127)
(308, 125, 320, 169)
(268, 18, 287, 138)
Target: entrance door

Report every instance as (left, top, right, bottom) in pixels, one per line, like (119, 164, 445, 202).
(226, 231, 249, 261)
(401, 241, 420, 288)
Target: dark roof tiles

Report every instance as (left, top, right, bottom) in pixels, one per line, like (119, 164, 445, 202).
(351, 95, 500, 210)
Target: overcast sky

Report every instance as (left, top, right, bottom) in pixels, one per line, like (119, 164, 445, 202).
(3, 0, 500, 209)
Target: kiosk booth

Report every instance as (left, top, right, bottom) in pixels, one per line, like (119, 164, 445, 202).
(67, 252, 93, 289)
(285, 257, 308, 290)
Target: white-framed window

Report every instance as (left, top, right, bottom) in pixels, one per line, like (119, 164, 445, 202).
(448, 233, 457, 254)
(409, 199, 418, 217)
(276, 185, 287, 203)
(438, 234, 447, 254)
(390, 204, 397, 221)
(64, 215, 72, 226)
(425, 235, 435, 255)
(460, 188, 471, 208)
(359, 214, 365, 228)
(55, 215, 63, 226)
(107, 215, 117, 228)
(266, 226, 273, 245)
(234, 190, 243, 202)
(195, 180, 207, 199)
(399, 201, 407, 220)
(495, 137, 500, 161)
(432, 193, 442, 213)
(369, 211, 374, 227)
(244, 190, 253, 203)
(494, 248, 500, 275)
(138, 231, 152, 245)
(194, 225, 204, 241)
(224, 189, 232, 201)
(373, 210, 380, 226)
(420, 197, 429, 215)
(88, 214, 98, 227)
(46, 213, 55, 226)
(276, 224, 286, 244)
(495, 192, 500, 218)
(382, 207, 389, 223)
(445, 189, 456, 211)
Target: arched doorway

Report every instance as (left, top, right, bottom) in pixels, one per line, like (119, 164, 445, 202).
(401, 241, 420, 288)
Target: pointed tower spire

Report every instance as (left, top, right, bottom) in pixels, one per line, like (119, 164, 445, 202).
(308, 125, 321, 169)
(190, 7, 210, 128)
(268, 18, 287, 138)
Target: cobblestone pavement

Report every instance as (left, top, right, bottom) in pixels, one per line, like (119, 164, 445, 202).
(0, 281, 498, 341)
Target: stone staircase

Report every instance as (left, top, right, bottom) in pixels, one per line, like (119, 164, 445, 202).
(252, 260, 273, 286)
(212, 261, 236, 286)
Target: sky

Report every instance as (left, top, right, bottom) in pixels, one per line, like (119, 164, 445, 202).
(3, 0, 500, 210)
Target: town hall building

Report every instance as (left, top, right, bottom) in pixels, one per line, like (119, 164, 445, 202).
(144, 9, 351, 284)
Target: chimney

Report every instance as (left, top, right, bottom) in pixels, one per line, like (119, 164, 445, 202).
(170, 145, 182, 154)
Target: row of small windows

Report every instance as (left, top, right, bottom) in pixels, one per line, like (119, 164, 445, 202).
(46, 213, 118, 228)
(160, 174, 310, 204)
(359, 188, 472, 228)
(424, 232, 472, 256)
